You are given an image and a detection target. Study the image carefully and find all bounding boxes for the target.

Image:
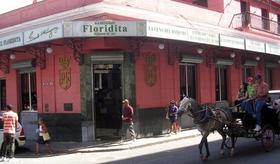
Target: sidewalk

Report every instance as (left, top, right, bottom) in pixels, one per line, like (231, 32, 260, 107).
(24, 129, 201, 154)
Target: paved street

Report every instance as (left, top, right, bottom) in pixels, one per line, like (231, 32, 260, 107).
(8, 130, 280, 164)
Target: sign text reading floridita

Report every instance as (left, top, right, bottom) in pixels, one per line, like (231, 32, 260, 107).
(67, 21, 142, 37)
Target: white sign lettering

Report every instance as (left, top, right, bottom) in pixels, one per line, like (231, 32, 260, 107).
(146, 22, 188, 41)
(245, 39, 265, 53)
(24, 23, 63, 45)
(67, 21, 143, 37)
(266, 43, 280, 56)
(188, 28, 219, 46)
(220, 35, 245, 50)
(0, 33, 23, 50)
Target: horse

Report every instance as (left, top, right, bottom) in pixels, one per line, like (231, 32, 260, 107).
(179, 97, 235, 161)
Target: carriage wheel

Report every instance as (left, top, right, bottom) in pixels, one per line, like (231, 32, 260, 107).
(224, 136, 237, 149)
(261, 125, 275, 152)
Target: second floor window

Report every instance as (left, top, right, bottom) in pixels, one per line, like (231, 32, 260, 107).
(261, 8, 270, 30)
(192, 0, 208, 7)
(241, 1, 250, 27)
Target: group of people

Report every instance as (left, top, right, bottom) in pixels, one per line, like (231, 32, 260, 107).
(235, 74, 269, 131)
(0, 104, 53, 162)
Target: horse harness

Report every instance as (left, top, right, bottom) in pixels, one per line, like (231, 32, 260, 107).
(187, 104, 228, 125)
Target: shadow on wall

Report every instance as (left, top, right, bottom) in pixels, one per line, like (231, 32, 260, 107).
(20, 111, 38, 141)
(135, 107, 195, 138)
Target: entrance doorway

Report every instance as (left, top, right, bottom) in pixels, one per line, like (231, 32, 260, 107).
(180, 64, 197, 100)
(93, 64, 122, 139)
(20, 72, 37, 111)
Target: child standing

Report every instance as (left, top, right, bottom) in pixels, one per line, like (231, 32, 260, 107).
(35, 118, 53, 156)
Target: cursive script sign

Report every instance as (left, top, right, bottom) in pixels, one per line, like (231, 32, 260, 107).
(24, 23, 63, 45)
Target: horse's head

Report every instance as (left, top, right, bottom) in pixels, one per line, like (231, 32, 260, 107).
(179, 97, 194, 113)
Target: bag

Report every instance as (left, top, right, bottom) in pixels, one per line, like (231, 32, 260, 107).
(42, 132, 51, 141)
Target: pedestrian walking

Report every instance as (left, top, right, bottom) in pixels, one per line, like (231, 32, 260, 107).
(0, 104, 18, 162)
(35, 118, 53, 156)
(166, 100, 178, 134)
(121, 99, 136, 142)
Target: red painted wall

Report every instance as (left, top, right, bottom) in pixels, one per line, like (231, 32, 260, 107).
(53, 48, 81, 113)
(228, 64, 242, 105)
(197, 61, 215, 104)
(36, 46, 82, 114)
(135, 43, 180, 109)
(272, 65, 280, 89)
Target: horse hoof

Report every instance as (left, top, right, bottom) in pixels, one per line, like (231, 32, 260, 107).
(203, 157, 208, 161)
(230, 149, 235, 157)
(220, 149, 224, 156)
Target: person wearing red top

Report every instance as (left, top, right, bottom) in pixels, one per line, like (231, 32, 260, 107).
(253, 74, 269, 131)
(1, 104, 18, 162)
(121, 99, 136, 141)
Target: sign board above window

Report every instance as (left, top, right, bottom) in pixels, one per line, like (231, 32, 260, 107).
(24, 23, 63, 45)
(0, 33, 23, 50)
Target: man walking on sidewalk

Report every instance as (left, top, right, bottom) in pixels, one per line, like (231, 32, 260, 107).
(1, 104, 18, 162)
(121, 99, 136, 142)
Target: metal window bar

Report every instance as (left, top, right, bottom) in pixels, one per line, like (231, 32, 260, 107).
(229, 11, 280, 35)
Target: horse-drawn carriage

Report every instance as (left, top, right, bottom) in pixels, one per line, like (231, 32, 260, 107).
(224, 102, 280, 152)
(178, 96, 280, 161)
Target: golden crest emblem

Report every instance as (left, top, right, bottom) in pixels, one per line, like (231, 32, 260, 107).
(144, 54, 157, 87)
(59, 56, 71, 90)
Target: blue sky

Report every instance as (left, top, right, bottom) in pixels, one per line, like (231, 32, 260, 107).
(0, 0, 34, 14)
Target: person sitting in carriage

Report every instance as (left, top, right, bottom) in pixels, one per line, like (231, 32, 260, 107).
(240, 77, 256, 114)
(241, 75, 269, 131)
(253, 74, 269, 131)
(234, 82, 248, 111)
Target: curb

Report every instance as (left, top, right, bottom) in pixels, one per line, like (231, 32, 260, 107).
(25, 130, 201, 153)
(129, 132, 201, 149)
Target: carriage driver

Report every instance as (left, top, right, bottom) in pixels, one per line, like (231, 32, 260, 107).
(253, 74, 269, 131)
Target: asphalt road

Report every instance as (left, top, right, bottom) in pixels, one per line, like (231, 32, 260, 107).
(10, 133, 280, 164)
(100, 134, 280, 164)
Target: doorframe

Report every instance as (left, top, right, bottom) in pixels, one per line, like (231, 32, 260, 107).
(90, 52, 124, 140)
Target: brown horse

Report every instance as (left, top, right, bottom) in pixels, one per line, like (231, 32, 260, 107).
(179, 97, 235, 161)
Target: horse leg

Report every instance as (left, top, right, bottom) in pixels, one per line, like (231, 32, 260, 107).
(198, 136, 204, 160)
(217, 130, 226, 156)
(230, 135, 235, 157)
(204, 138, 210, 161)
(199, 133, 210, 161)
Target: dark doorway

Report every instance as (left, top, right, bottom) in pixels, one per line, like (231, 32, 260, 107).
(93, 64, 122, 139)
(180, 64, 197, 100)
(0, 79, 6, 111)
(20, 72, 37, 111)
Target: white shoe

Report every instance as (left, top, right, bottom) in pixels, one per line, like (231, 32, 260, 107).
(0, 157, 4, 162)
(254, 125, 261, 131)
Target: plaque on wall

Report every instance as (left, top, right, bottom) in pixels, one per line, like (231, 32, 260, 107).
(64, 103, 73, 111)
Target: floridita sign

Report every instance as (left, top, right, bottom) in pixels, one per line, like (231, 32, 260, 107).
(64, 21, 145, 37)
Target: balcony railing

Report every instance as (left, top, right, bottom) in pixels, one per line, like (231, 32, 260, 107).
(229, 12, 280, 35)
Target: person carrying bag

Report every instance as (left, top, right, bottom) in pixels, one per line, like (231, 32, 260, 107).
(35, 118, 53, 156)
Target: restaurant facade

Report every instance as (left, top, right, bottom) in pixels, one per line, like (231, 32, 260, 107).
(0, 0, 280, 141)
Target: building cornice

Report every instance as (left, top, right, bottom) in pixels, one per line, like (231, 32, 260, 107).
(0, 1, 279, 46)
